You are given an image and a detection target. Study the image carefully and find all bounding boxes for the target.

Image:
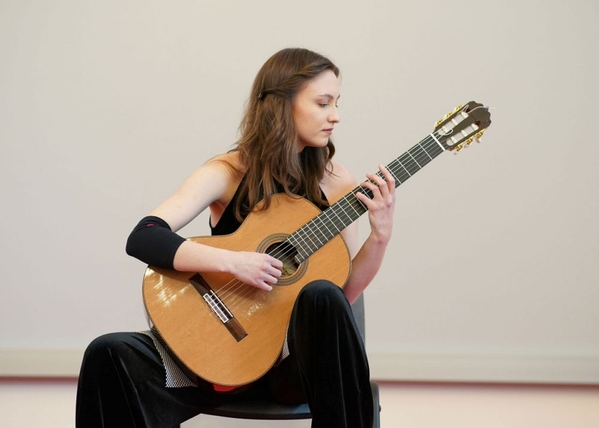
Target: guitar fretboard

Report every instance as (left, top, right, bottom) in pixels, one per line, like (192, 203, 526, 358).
(287, 132, 446, 262)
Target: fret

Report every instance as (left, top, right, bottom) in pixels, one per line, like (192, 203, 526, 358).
(407, 151, 422, 169)
(288, 134, 447, 262)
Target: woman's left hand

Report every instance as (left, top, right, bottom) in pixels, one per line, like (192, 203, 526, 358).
(355, 165, 396, 243)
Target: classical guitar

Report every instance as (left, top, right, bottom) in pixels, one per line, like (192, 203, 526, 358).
(142, 101, 492, 386)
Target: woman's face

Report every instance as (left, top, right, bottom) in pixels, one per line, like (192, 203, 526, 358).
(292, 69, 340, 151)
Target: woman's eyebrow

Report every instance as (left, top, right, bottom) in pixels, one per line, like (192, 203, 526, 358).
(318, 93, 341, 100)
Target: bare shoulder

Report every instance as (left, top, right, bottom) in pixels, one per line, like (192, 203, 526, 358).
(184, 151, 246, 207)
(149, 151, 245, 231)
(206, 151, 245, 176)
(320, 160, 357, 204)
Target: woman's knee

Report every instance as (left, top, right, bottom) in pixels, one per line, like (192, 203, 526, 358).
(297, 280, 349, 312)
(85, 332, 127, 354)
(82, 332, 142, 368)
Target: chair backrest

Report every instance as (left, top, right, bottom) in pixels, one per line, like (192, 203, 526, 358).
(352, 293, 366, 343)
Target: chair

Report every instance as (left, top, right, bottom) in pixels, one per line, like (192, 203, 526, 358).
(181, 294, 381, 427)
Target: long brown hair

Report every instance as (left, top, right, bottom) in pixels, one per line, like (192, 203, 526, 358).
(231, 48, 340, 221)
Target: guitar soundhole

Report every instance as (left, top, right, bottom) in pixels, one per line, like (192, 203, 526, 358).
(259, 234, 308, 286)
(266, 241, 298, 275)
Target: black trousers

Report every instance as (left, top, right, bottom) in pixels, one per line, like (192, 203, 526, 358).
(76, 280, 373, 428)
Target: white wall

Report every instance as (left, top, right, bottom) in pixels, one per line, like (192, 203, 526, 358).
(1, 0, 598, 387)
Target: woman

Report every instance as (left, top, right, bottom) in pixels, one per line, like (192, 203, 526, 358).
(76, 47, 396, 428)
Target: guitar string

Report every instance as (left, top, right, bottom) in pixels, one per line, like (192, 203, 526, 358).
(210, 133, 446, 313)
(217, 110, 487, 305)
(209, 133, 447, 314)
(214, 112, 489, 312)
(214, 133, 446, 312)
(216, 115, 486, 310)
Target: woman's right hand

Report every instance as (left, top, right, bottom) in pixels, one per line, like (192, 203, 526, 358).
(228, 251, 283, 291)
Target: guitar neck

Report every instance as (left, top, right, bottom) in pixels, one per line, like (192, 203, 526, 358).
(288, 132, 446, 263)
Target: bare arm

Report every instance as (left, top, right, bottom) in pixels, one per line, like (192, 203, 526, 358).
(337, 165, 396, 304)
(145, 156, 283, 291)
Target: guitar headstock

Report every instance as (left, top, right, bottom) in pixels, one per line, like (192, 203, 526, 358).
(434, 101, 492, 152)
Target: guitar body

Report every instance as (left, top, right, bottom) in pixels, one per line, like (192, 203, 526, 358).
(142, 100, 492, 387)
(143, 194, 351, 386)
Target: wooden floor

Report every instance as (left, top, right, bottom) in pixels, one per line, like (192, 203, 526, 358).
(1, 379, 599, 427)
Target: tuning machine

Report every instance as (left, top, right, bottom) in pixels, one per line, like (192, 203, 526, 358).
(435, 104, 464, 127)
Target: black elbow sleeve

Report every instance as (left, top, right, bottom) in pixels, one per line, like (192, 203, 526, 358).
(125, 216, 186, 269)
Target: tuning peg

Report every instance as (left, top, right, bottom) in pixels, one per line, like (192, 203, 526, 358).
(453, 105, 463, 113)
(454, 143, 464, 153)
(475, 131, 485, 142)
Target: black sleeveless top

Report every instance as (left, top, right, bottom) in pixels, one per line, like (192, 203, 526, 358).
(210, 177, 329, 236)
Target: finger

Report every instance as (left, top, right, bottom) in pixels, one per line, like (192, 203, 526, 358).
(356, 183, 376, 204)
(355, 189, 371, 207)
(371, 166, 394, 196)
(364, 174, 386, 199)
(267, 265, 282, 278)
(268, 256, 283, 269)
(379, 165, 396, 191)
(265, 270, 280, 285)
(255, 278, 273, 291)
(357, 177, 382, 203)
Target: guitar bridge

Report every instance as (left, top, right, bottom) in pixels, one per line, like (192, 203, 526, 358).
(189, 273, 248, 342)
